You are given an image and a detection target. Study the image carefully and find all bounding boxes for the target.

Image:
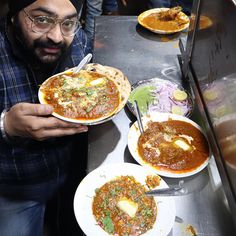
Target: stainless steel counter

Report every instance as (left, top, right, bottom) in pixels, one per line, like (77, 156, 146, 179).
(87, 16, 235, 235)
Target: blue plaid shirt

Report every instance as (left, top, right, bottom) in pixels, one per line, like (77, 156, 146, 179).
(0, 17, 89, 184)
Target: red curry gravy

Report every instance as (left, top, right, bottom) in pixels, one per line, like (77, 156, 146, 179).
(40, 70, 120, 121)
(138, 120, 209, 173)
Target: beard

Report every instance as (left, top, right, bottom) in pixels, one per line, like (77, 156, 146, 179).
(13, 17, 69, 67)
(33, 39, 68, 65)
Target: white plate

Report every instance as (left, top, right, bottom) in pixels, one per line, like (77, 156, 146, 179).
(74, 163, 175, 236)
(38, 64, 131, 125)
(138, 8, 190, 34)
(128, 112, 210, 178)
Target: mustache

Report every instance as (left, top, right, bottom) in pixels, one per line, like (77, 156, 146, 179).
(33, 39, 66, 50)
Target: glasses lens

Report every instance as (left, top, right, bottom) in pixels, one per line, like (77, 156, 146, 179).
(32, 16, 55, 33)
(61, 19, 79, 36)
(30, 14, 79, 36)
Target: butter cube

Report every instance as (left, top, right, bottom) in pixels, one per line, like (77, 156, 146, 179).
(90, 78, 105, 86)
(117, 198, 138, 218)
(174, 139, 190, 151)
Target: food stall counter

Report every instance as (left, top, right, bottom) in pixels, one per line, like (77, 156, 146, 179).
(86, 16, 235, 235)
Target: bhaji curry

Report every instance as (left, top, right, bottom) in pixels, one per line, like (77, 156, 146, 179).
(92, 176, 157, 235)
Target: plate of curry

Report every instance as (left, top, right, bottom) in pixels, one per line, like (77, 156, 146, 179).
(128, 112, 210, 178)
(38, 63, 131, 125)
(138, 7, 190, 34)
(74, 163, 175, 236)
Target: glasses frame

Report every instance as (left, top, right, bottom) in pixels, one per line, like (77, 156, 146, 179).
(23, 9, 80, 37)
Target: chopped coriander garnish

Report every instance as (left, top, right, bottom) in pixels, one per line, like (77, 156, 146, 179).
(101, 215, 115, 234)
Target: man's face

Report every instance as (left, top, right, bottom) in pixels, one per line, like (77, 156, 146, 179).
(14, 0, 78, 65)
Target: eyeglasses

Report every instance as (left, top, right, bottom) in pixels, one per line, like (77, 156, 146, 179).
(23, 9, 80, 37)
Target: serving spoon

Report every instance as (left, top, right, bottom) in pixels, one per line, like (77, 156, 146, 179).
(145, 180, 188, 197)
(73, 53, 93, 74)
(134, 100, 144, 134)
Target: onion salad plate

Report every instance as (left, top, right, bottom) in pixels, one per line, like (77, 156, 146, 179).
(127, 78, 193, 118)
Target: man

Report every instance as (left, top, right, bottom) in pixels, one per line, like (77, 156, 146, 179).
(84, 0, 118, 51)
(0, 0, 89, 235)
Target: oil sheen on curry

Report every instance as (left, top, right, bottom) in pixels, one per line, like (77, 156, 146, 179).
(138, 120, 209, 173)
(141, 7, 189, 31)
(92, 175, 158, 235)
(40, 70, 120, 121)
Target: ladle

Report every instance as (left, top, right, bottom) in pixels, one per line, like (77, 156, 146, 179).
(145, 180, 188, 197)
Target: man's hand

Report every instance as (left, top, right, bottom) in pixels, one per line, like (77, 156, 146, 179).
(4, 103, 88, 141)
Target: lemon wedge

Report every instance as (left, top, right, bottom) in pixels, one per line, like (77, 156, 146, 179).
(203, 89, 218, 101)
(214, 105, 230, 117)
(173, 89, 188, 101)
(171, 105, 184, 115)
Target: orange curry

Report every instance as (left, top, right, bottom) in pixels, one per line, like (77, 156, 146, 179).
(142, 7, 189, 31)
(138, 120, 209, 173)
(92, 176, 157, 235)
(40, 71, 120, 121)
